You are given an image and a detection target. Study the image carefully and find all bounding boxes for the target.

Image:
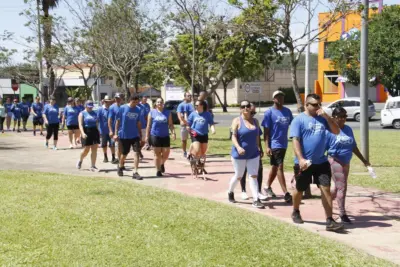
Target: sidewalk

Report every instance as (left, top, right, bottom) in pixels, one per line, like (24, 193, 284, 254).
(1, 131, 399, 264)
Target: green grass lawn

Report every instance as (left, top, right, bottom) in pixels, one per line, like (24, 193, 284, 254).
(171, 126, 400, 193)
(0, 170, 392, 266)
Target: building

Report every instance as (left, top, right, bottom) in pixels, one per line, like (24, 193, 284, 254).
(317, 8, 387, 103)
(0, 79, 38, 101)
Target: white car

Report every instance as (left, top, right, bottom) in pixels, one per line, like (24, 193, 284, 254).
(322, 97, 376, 121)
(381, 96, 400, 129)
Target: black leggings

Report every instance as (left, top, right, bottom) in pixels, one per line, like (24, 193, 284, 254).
(240, 158, 263, 192)
(46, 123, 59, 141)
(0, 117, 4, 131)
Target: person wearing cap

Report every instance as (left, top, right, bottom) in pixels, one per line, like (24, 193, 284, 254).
(43, 96, 60, 150)
(261, 90, 293, 203)
(4, 97, 13, 131)
(97, 95, 115, 163)
(10, 98, 22, 133)
(31, 96, 44, 136)
(108, 92, 124, 164)
(76, 100, 100, 171)
(75, 98, 84, 113)
(114, 94, 142, 180)
(20, 97, 30, 131)
(62, 97, 81, 149)
(138, 95, 151, 154)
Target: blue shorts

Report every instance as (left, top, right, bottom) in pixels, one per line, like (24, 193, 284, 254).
(101, 134, 115, 148)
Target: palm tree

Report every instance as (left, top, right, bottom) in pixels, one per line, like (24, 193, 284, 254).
(40, 0, 60, 98)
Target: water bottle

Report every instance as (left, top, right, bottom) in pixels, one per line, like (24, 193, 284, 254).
(367, 166, 377, 179)
(305, 159, 312, 170)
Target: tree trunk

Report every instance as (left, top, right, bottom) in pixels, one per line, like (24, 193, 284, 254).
(42, 8, 55, 97)
(213, 90, 224, 110)
(290, 61, 305, 112)
(122, 79, 130, 98)
(222, 83, 228, 112)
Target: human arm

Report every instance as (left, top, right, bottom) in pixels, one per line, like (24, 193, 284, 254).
(231, 117, 245, 155)
(209, 112, 216, 134)
(108, 107, 114, 137)
(317, 109, 340, 135)
(78, 113, 86, 139)
(145, 113, 152, 143)
(30, 106, 37, 117)
(114, 119, 120, 140)
(255, 119, 263, 158)
(292, 137, 308, 170)
(168, 113, 176, 140)
(353, 146, 370, 167)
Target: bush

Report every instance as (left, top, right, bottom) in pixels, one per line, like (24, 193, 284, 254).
(278, 87, 304, 104)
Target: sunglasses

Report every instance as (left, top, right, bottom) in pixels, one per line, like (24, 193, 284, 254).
(240, 104, 251, 109)
(307, 103, 320, 107)
(334, 115, 347, 119)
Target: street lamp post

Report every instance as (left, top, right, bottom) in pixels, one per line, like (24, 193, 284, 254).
(304, 0, 311, 98)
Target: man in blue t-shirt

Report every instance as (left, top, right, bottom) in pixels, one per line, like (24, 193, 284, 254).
(97, 95, 114, 163)
(20, 97, 31, 131)
(262, 90, 293, 203)
(114, 94, 142, 180)
(108, 93, 124, 164)
(31, 96, 44, 136)
(176, 92, 194, 157)
(289, 93, 343, 232)
(138, 96, 151, 155)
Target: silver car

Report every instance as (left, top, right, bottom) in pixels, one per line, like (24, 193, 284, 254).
(323, 97, 376, 121)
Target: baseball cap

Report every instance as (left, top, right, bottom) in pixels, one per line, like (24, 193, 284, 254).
(272, 90, 285, 99)
(103, 95, 112, 101)
(67, 97, 74, 102)
(85, 100, 94, 108)
(114, 93, 122, 98)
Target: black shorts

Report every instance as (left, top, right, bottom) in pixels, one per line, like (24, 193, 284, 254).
(120, 137, 141, 155)
(81, 127, 100, 146)
(22, 115, 29, 123)
(293, 161, 331, 192)
(270, 148, 287, 166)
(101, 134, 114, 148)
(67, 125, 79, 130)
(150, 135, 170, 148)
(191, 134, 208, 144)
(33, 117, 43, 126)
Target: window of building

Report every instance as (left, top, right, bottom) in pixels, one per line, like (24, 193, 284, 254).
(323, 71, 339, 93)
(100, 93, 107, 100)
(324, 42, 334, 59)
(99, 77, 106, 85)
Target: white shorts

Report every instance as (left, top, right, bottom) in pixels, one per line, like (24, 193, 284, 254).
(231, 156, 260, 177)
(180, 125, 189, 141)
(7, 112, 12, 118)
(141, 129, 146, 142)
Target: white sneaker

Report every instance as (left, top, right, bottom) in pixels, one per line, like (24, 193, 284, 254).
(90, 166, 99, 172)
(53, 146, 58, 150)
(258, 193, 268, 201)
(241, 191, 249, 200)
(69, 145, 74, 149)
(76, 160, 82, 169)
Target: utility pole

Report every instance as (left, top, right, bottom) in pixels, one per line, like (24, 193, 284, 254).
(36, 0, 44, 102)
(304, 0, 311, 98)
(360, 0, 369, 161)
(191, 27, 195, 103)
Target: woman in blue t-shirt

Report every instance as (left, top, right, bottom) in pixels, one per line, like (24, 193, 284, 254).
(10, 98, 22, 133)
(4, 97, 13, 131)
(43, 96, 60, 150)
(31, 96, 44, 136)
(62, 97, 81, 149)
(186, 100, 215, 165)
(20, 97, 31, 131)
(76, 100, 100, 172)
(145, 98, 176, 177)
(326, 107, 371, 224)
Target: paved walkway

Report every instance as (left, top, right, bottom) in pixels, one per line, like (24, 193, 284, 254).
(1, 131, 399, 265)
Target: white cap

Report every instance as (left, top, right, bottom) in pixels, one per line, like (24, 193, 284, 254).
(272, 90, 285, 99)
(103, 95, 112, 101)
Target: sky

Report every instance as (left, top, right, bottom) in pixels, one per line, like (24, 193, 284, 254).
(0, 0, 399, 63)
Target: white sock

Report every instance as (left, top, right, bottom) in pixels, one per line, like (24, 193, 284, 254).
(228, 176, 239, 193)
(249, 177, 259, 201)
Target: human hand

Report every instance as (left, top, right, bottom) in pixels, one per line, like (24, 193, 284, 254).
(299, 158, 309, 171)
(113, 135, 119, 141)
(237, 146, 245, 155)
(172, 133, 176, 141)
(81, 133, 87, 139)
(316, 108, 328, 118)
(266, 148, 272, 157)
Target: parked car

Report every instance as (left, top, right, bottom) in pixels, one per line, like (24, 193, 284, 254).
(164, 100, 182, 124)
(322, 97, 376, 122)
(381, 96, 400, 129)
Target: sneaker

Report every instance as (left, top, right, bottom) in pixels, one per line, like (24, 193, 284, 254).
(326, 218, 344, 232)
(103, 158, 109, 163)
(12, 128, 15, 132)
(117, 167, 123, 177)
(241, 191, 249, 200)
(258, 193, 268, 201)
(17, 130, 21, 133)
(69, 145, 74, 149)
(132, 172, 143, 180)
(228, 191, 236, 203)
(53, 146, 57, 150)
(161, 164, 165, 173)
(183, 152, 187, 158)
(265, 187, 276, 198)
(121, 166, 126, 171)
(33, 131, 36, 136)
(284, 192, 293, 203)
(156, 171, 163, 177)
(40, 132, 44, 136)
(90, 166, 99, 172)
(24, 128, 27, 131)
(76, 160, 82, 169)
(111, 158, 119, 164)
(44, 142, 48, 148)
(252, 199, 265, 209)
(291, 210, 304, 224)
(340, 214, 352, 224)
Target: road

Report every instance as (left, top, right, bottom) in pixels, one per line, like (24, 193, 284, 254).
(214, 113, 394, 130)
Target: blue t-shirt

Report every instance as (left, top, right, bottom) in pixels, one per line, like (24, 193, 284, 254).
(177, 102, 194, 122)
(326, 125, 356, 164)
(32, 103, 44, 118)
(77, 105, 84, 113)
(150, 109, 170, 137)
(82, 110, 98, 128)
(11, 103, 22, 118)
(108, 103, 121, 133)
(4, 103, 12, 113)
(187, 111, 214, 136)
(138, 103, 150, 129)
(44, 104, 60, 124)
(20, 102, 30, 116)
(262, 107, 293, 149)
(63, 106, 80, 126)
(116, 104, 141, 139)
(97, 106, 109, 135)
(231, 116, 260, 160)
(289, 113, 330, 164)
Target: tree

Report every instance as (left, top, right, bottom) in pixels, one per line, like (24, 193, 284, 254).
(329, 5, 400, 96)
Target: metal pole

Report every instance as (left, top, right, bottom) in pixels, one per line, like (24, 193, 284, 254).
(304, 0, 311, 98)
(191, 27, 196, 104)
(360, 0, 369, 161)
(36, 0, 44, 102)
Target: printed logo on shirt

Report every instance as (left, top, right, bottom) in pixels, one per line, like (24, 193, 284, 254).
(194, 117, 206, 125)
(275, 116, 290, 125)
(126, 112, 138, 120)
(335, 135, 353, 145)
(308, 121, 325, 133)
(154, 115, 167, 123)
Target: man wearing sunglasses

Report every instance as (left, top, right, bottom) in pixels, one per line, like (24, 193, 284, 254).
(262, 90, 293, 203)
(289, 93, 343, 232)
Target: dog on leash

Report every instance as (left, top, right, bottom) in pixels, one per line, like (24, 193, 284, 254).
(188, 155, 207, 180)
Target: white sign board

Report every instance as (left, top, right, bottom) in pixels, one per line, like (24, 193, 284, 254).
(243, 83, 262, 94)
(165, 86, 185, 101)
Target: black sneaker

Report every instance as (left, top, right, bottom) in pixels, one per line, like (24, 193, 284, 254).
(33, 131, 36, 136)
(291, 210, 304, 224)
(228, 192, 236, 203)
(132, 172, 143, 180)
(121, 166, 126, 171)
(111, 158, 119, 164)
(117, 167, 123, 177)
(265, 187, 276, 198)
(326, 218, 344, 232)
(252, 199, 265, 209)
(284, 192, 292, 203)
(17, 130, 21, 133)
(103, 158, 109, 163)
(156, 171, 163, 177)
(340, 214, 352, 224)
(161, 164, 165, 173)
(40, 132, 44, 136)
(139, 151, 144, 160)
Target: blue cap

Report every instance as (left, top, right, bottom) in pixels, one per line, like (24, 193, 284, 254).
(85, 101, 94, 108)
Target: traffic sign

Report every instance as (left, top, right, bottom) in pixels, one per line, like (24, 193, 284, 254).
(243, 83, 262, 94)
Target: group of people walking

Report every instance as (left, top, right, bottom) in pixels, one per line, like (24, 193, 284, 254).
(0, 96, 32, 133)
